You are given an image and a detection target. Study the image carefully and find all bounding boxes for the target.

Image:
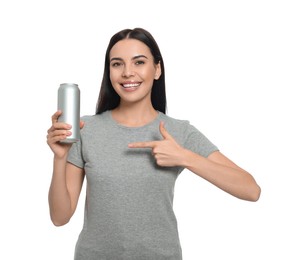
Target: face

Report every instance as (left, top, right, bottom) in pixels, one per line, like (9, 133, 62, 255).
(109, 39, 161, 106)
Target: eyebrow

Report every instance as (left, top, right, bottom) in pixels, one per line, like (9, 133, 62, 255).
(110, 55, 148, 62)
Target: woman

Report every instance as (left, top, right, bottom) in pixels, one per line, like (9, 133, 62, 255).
(47, 28, 261, 260)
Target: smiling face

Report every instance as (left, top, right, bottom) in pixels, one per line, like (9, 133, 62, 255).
(109, 39, 161, 107)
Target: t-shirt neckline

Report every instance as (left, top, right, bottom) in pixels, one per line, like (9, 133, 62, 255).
(106, 110, 163, 130)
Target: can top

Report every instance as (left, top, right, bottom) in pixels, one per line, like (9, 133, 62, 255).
(60, 83, 78, 87)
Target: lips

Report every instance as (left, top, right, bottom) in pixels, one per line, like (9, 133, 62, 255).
(120, 82, 141, 92)
(121, 83, 141, 88)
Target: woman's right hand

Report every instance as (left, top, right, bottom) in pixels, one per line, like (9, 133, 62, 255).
(46, 110, 78, 158)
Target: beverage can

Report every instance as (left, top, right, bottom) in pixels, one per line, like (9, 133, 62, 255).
(57, 83, 80, 143)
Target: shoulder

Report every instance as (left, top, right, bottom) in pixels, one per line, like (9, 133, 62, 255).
(79, 112, 113, 137)
(160, 114, 218, 156)
(158, 113, 198, 143)
(159, 112, 215, 142)
(159, 113, 190, 129)
(80, 111, 110, 126)
(159, 113, 201, 135)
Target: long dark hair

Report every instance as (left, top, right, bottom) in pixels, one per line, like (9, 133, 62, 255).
(95, 28, 167, 114)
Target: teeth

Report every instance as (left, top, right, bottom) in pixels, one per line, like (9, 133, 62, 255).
(123, 83, 140, 88)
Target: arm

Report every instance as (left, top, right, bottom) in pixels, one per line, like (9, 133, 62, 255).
(48, 159, 85, 226)
(47, 110, 85, 226)
(129, 122, 261, 202)
(182, 149, 261, 201)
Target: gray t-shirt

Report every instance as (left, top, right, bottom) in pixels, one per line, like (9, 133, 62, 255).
(68, 111, 218, 260)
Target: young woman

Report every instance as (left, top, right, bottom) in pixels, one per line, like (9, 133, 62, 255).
(47, 28, 261, 260)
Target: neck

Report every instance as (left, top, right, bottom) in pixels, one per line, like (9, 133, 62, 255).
(111, 101, 158, 127)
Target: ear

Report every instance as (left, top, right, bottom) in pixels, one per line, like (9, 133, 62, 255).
(154, 61, 162, 80)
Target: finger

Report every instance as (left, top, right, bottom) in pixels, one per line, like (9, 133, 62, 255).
(47, 131, 71, 146)
(159, 121, 173, 140)
(128, 141, 157, 148)
(52, 129, 72, 136)
(51, 110, 62, 124)
(47, 133, 70, 144)
(47, 128, 72, 139)
(80, 120, 85, 129)
(51, 121, 72, 132)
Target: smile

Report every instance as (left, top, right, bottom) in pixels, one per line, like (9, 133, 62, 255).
(122, 83, 141, 88)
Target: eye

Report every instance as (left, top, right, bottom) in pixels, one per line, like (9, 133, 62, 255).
(111, 62, 121, 67)
(135, 60, 145, 65)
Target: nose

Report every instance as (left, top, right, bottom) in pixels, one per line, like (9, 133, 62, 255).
(122, 64, 134, 78)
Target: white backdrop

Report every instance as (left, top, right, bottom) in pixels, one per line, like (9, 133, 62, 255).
(1, 0, 301, 259)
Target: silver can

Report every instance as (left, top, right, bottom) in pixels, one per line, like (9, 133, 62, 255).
(57, 83, 80, 143)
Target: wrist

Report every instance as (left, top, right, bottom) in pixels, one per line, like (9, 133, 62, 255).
(54, 153, 68, 162)
(181, 148, 195, 168)
(182, 148, 205, 169)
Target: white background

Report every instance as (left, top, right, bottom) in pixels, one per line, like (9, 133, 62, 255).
(1, 0, 301, 259)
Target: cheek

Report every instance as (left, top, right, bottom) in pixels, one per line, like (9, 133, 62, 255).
(109, 70, 119, 85)
(142, 68, 157, 81)
(109, 75, 121, 94)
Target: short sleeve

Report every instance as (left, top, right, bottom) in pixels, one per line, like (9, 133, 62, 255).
(184, 124, 219, 158)
(67, 135, 85, 169)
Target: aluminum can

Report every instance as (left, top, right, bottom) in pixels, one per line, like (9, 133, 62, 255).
(57, 83, 80, 143)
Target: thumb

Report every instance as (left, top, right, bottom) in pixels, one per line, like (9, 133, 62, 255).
(159, 121, 173, 140)
(80, 120, 85, 129)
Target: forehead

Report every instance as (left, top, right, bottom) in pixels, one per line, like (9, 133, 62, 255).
(109, 39, 152, 59)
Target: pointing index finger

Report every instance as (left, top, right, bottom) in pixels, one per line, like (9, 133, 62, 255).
(128, 141, 156, 148)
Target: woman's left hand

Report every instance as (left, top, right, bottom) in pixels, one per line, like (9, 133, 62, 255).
(128, 122, 186, 167)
